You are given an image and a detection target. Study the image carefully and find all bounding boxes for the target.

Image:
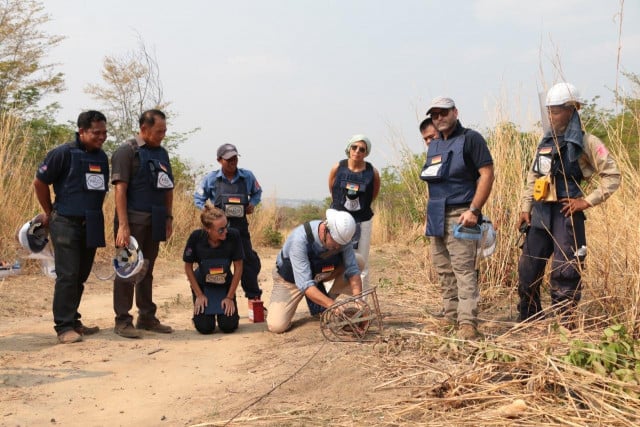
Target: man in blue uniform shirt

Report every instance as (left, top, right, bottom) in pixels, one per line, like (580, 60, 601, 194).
(194, 144, 263, 300)
(34, 110, 109, 344)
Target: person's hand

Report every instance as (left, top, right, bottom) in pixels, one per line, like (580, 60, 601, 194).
(560, 198, 590, 217)
(518, 212, 531, 230)
(222, 297, 236, 316)
(459, 210, 479, 227)
(194, 294, 208, 315)
(246, 204, 255, 215)
(166, 218, 173, 239)
(115, 224, 131, 248)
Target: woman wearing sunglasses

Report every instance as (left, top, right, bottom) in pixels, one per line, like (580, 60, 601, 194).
(183, 204, 243, 334)
(328, 134, 381, 292)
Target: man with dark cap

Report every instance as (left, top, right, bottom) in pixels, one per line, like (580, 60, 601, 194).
(420, 96, 494, 340)
(194, 144, 263, 301)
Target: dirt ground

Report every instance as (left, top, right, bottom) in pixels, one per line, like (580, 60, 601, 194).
(1, 246, 442, 427)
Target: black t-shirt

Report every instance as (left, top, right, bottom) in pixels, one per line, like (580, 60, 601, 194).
(183, 227, 244, 266)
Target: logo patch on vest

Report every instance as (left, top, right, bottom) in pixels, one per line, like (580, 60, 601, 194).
(85, 173, 106, 191)
(157, 171, 174, 189)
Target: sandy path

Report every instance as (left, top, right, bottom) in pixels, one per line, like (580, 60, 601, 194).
(0, 249, 393, 426)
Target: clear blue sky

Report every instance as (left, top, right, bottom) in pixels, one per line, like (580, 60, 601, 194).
(42, 0, 640, 200)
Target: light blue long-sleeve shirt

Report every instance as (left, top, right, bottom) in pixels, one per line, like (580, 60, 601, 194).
(276, 220, 360, 292)
(194, 168, 262, 209)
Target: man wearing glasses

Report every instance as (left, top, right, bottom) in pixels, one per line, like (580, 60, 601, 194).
(194, 143, 263, 302)
(267, 209, 364, 333)
(420, 97, 494, 340)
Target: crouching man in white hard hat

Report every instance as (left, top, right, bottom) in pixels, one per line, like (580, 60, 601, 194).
(517, 82, 621, 324)
(268, 209, 365, 333)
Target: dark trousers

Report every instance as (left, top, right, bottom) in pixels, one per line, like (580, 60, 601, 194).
(231, 219, 262, 299)
(193, 308, 239, 334)
(113, 221, 160, 325)
(50, 213, 96, 334)
(517, 203, 586, 320)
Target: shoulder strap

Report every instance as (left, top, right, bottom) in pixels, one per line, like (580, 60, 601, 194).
(303, 222, 315, 246)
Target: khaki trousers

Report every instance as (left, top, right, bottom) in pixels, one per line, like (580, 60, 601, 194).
(267, 255, 364, 333)
(431, 207, 479, 327)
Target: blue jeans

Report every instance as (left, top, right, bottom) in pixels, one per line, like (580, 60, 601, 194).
(50, 213, 97, 334)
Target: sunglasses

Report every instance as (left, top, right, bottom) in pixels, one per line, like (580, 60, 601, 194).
(350, 145, 366, 154)
(216, 224, 229, 235)
(430, 109, 451, 119)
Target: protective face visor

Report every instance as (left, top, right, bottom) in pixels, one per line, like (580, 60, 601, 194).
(17, 215, 49, 253)
(114, 236, 144, 279)
(477, 220, 497, 258)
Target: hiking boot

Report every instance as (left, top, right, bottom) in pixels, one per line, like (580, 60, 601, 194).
(114, 323, 141, 339)
(75, 324, 100, 336)
(457, 324, 482, 340)
(58, 329, 83, 344)
(136, 318, 173, 334)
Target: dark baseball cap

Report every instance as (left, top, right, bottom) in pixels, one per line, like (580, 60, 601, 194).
(217, 143, 239, 160)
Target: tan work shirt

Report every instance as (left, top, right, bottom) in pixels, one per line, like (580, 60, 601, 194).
(521, 133, 621, 213)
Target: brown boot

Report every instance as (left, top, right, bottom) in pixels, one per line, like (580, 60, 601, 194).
(114, 323, 141, 339)
(58, 329, 83, 344)
(136, 318, 173, 334)
(75, 324, 100, 336)
(457, 324, 482, 340)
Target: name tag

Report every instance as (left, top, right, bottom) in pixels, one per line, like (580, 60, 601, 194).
(206, 273, 226, 285)
(421, 163, 442, 178)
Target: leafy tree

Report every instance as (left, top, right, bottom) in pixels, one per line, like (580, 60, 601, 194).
(85, 37, 199, 183)
(0, 0, 64, 114)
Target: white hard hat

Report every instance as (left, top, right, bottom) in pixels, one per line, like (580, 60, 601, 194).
(477, 220, 497, 258)
(325, 209, 356, 245)
(17, 214, 49, 253)
(545, 82, 583, 107)
(114, 236, 144, 279)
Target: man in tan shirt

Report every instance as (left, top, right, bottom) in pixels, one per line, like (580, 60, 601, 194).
(517, 82, 620, 322)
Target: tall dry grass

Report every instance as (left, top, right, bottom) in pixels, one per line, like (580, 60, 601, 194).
(0, 113, 42, 264)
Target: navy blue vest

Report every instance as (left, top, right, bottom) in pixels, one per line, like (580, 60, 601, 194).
(213, 174, 249, 231)
(53, 142, 109, 216)
(330, 160, 375, 222)
(277, 222, 344, 283)
(421, 132, 477, 236)
(535, 136, 584, 199)
(127, 142, 174, 212)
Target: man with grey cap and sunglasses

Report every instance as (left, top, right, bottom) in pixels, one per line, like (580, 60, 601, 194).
(419, 96, 494, 340)
(194, 143, 263, 301)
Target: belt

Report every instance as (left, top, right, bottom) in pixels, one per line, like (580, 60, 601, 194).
(445, 204, 469, 211)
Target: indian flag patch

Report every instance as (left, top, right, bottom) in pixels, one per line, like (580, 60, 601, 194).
(89, 164, 102, 172)
(228, 197, 241, 203)
(209, 267, 224, 275)
(539, 147, 552, 155)
(159, 162, 168, 172)
(346, 182, 360, 191)
(431, 155, 442, 165)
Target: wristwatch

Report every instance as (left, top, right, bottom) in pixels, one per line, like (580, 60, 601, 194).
(469, 206, 481, 217)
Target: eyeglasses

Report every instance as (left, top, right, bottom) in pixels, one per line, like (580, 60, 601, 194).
(350, 145, 366, 154)
(430, 109, 451, 119)
(216, 224, 229, 235)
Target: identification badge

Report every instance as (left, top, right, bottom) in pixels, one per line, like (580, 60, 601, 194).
(343, 197, 361, 211)
(421, 163, 442, 178)
(85, 173, 106, 191)
(225, 204, 245, 217)
(206, 267, 226, 285)
(156, 171, 174, 189)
